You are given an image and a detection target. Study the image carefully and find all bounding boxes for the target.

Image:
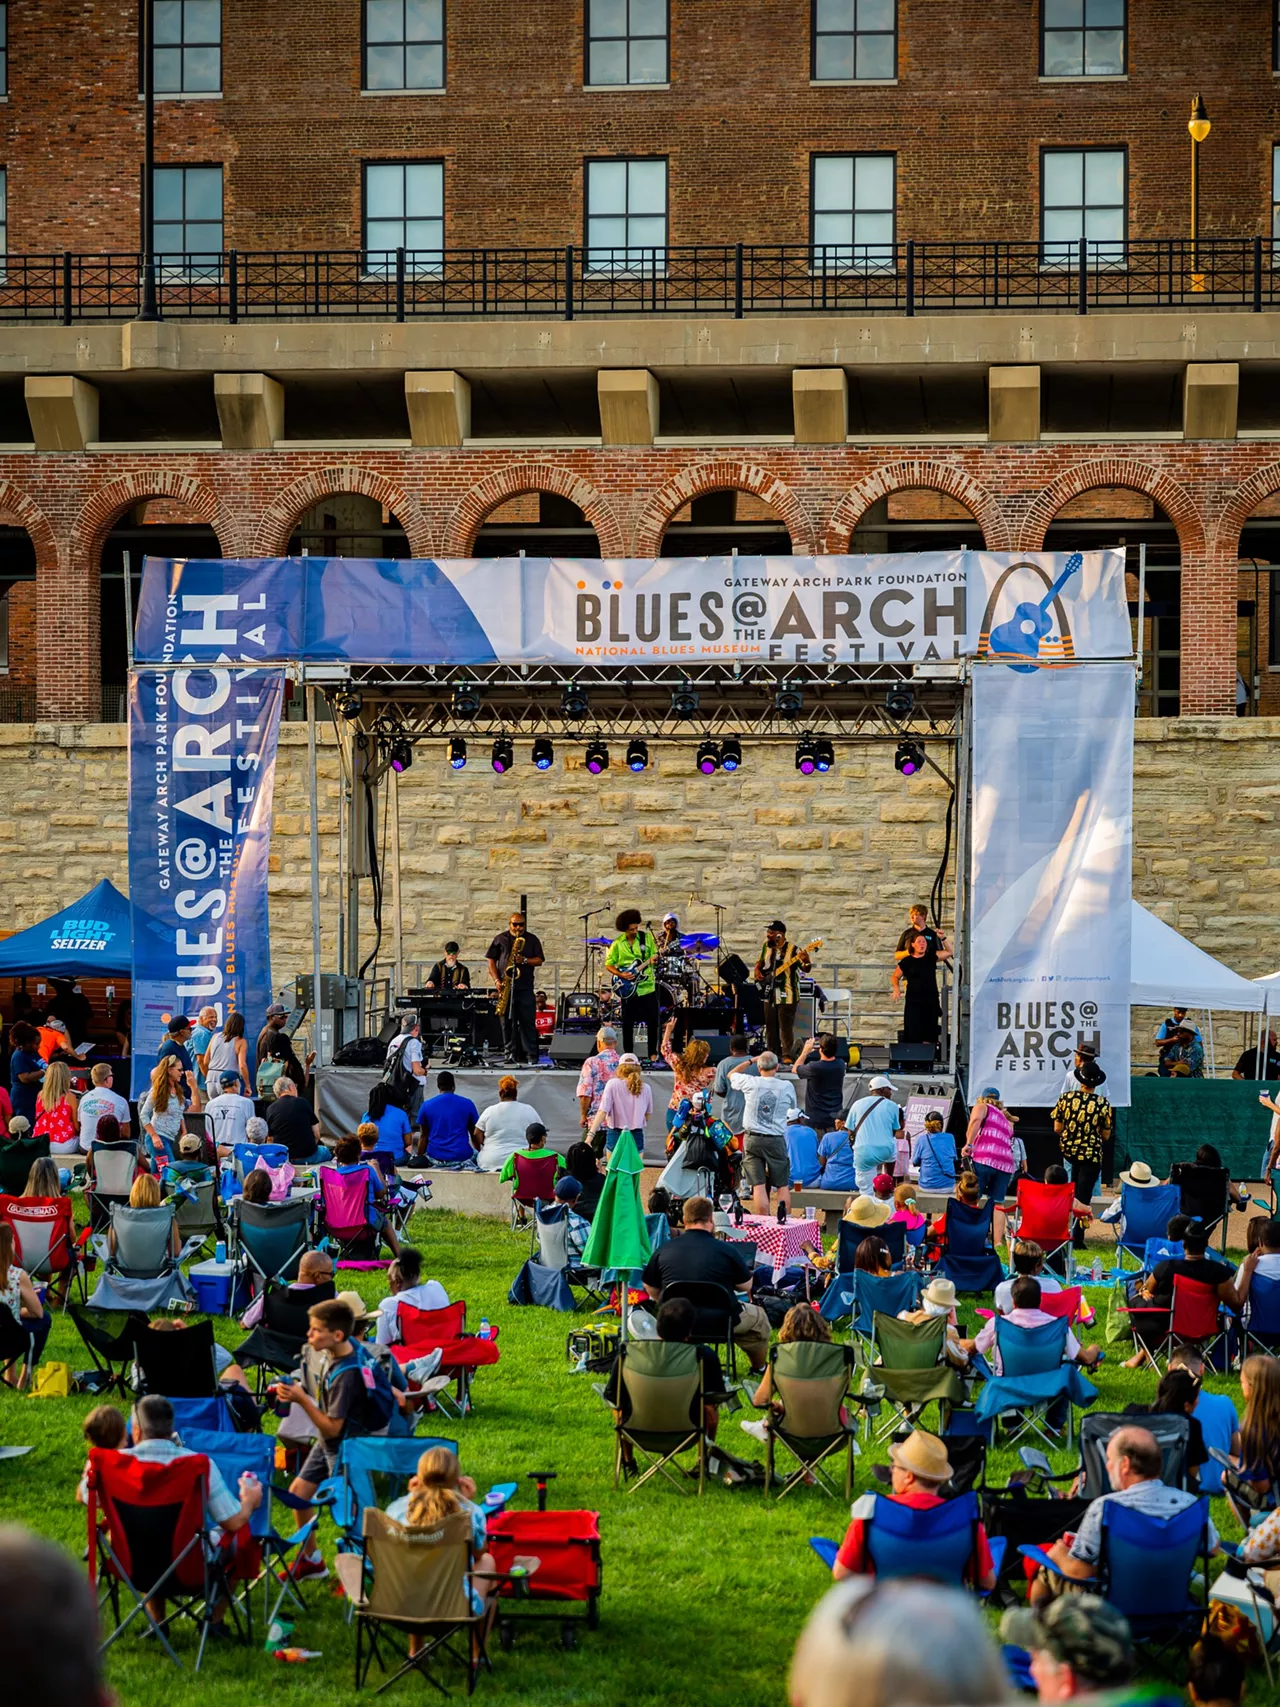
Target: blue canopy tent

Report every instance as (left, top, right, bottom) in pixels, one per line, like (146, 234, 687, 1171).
(0, 880, 137, 979)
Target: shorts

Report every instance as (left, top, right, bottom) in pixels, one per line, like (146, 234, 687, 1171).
(742, 1132, 790, 1190)
(298, 1439, 340, 1488)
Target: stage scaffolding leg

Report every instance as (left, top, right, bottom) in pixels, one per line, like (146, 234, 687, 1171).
(307, 684, 326, 1068)
(950, 671, 972, 1091)
(391, 761, 404, 1011)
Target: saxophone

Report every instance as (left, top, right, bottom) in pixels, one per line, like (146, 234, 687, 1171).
(496, 931, 525, 1019)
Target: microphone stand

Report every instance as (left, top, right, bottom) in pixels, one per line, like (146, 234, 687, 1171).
(573, 906, 610, 1006)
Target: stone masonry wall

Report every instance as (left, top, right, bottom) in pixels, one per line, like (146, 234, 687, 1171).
(2, 717, 1278, 1070)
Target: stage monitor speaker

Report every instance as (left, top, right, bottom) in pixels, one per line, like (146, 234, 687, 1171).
(888, 1042, 938, 1071)
(548, 1030, 597, 1066)
(692, 1030, 734, 1064)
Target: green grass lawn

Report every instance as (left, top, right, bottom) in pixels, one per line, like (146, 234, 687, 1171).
(0, 1212, 1258, 1706)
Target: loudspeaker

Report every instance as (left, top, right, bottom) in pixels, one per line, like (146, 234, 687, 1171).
(548, 1030, 598, 1066)
(692, 1031, 735, 1064)
(889, 1042, 938, 1071)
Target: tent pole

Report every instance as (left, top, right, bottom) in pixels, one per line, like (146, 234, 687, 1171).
(1206, 1008, 1215, 1079)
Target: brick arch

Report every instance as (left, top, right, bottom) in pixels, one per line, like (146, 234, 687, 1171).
(252, 465, 434, 557)
(632, 461, 815, 557)
(820, 461, 1012, 553)
(1214, 463, 1280, 556)
(0, 481, 60, 574)
(70, 470, 232, 567)
(444, 462, 625, 557)
(1017, 458, 1205, 557)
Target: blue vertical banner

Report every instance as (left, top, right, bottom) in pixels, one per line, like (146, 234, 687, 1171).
(127, 659, 285, 1097)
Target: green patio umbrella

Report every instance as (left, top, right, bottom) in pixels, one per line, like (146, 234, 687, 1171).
(580, 1130, 652, 1340)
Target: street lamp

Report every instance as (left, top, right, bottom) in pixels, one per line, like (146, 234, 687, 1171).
(1188, 93, 1211, 294)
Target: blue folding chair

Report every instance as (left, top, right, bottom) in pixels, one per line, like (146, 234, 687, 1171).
(1142, 1237, 1184, 1273)
(934, 1199, 1005, 1294)
(974, 1316, 1096, 1450)
(181, 1428, 322, 1632)
(1114, 1182, 1182, 1269)
(818, 1223, 914, 1323)
(169, 1394, 241, 1437)
(316, 1434, 460, 1553)
(1244, 1271, 1280, 1356)
(232, 1142, 290, 1183)
(845, 1269, 924, 1349)
(808, 1491, 1006, 1592)
(228, 1196, 313, 1302)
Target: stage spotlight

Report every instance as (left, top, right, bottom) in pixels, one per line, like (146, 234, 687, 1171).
(491, 735, 514, 774)
(795, 735, 817, 776)
(895, 739, 926, 777)
(333, 688, 363, 720)
(626, 738, 649, 773)
(885, 686, 914, 720)
(389, 737, 414, 774)
(696, 738, 721, 775)
(561, 683, 590, 720)
(531, 737, 555, 770)
(452, 682, 481, 718)
(584, 738, 610, 775)
(719, 735, 742, 773)
(448, 736, 467, 771)
(813, 736, 835, 773)
(671, 683, 700, 719)
(775, 685, 804, 719)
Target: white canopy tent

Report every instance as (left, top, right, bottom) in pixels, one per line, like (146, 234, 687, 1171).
(1130, 901, 1268, 1012)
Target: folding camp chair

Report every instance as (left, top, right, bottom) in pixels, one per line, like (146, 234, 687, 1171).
(934, 1198, 1005, 1294)
(390, 1302, 501, 1416)
(1008, 1180, 1076, 1279)
(611, 1339, 706, 1494)
(531, 1200, 605, 1306)
(877, 1220, 908, 1270)
(868, 1311, 964, 1441)
(316, 1164, 386, 1263)
(835, 1269, 924, 1353)
(165, 1394, 241, 1437)
(1142, 1237, 1184, 1273)
(233, 1280, 337, 1394)
(0, 1133, 49, 1197)
(980, 1489, 1092, 1608)
(228, 1196, 313, 1298)
(89, 1204, 202, 1312)
(977, 1316, 1091, 1450)
(88, 1446, 246, 1670)
(1244, 1272, 1280, 1356)
(165, 1167, 222, 1258)
(809, 1492, 1006, 1591)
(0, 1190, 86, 1306)
(181, 1428, 321, 1631)
(1077, 1410, 1191, 1496)
(133, 1318, 221, 1399)
(336, 1507, 531, 1694)
(232, 1141, 289, 1182)
(1171, 1164, 1232, 1252)
(660, 1279, 741, 1383)
(0, 1301, 35, 1387)
(369, 1152, 424, 1242)
(1126, 1274, 1231, 1373)
(763, 1339, 859, 1500)
(1113, 1182, 1182, 1269)
(87, 1137, 142, 1232)
(510, 1152, 559, 1231)
(941, 1411, 992, 1496)
(1037, 1287, 1088, 1326)
(317, 1433, 461, 1551)
(70, 1303, 143, 1399)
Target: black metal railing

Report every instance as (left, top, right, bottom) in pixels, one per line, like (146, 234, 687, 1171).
(0, 237, 1275, 322)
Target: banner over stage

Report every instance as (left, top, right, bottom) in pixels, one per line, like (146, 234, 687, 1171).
(134, 549, 1129, 669)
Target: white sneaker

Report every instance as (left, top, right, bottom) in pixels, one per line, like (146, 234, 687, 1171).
(739, 1419, 769, 1443)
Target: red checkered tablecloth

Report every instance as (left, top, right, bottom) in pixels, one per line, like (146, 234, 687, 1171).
(725, 1214, 819, 1279)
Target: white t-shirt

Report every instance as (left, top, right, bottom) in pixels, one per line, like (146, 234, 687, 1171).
(730, 1073, 798, 1138)
(205, 1092, 257, 1151)
(374, 1281, 451, 1345)
(993, 1271, 1063, 1314)
(474, 1099, 543, 1172)
(387, 1033, 425, 1076)
(78, 1086, 130, 1150)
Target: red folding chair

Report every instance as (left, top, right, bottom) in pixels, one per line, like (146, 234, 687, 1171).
(511, 1152, 559, 1231)
(1008, 1180, 1076, 1280)
(87, 1446, 247, 1669)
(0, 1191, 87, 1307)
(388, 1301, 501, 1416)
(1121, 1274, 1229, 1373)
(1037, 1286, 1091, 1327)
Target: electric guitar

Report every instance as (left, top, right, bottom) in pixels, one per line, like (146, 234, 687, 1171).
(987, 552, 1083, 672)
(756, 938, 823, 1001)
(610, 927, 659, 998)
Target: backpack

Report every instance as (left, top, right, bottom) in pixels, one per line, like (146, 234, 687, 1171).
(348, 1349, 396, 1433)
(380, 1038, 418, 1110)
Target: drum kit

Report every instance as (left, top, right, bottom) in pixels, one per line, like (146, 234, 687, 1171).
(568, 930, 721, 1025)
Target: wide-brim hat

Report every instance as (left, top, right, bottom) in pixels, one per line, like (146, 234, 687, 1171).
(1075, 1041, 1099, 1060)
(334, 1289, 377, 1325)
(1120, 1161, 1156, 1187)
(844, 1195, 892, 1229)
(922, 1277, 957, 1310)
(889, 1429, 952, 1483)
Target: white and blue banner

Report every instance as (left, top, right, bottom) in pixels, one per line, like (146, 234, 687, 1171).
(968, 660, 1135, 1107)
(133, 550, 1128, 670)
(127, 657, 285, 1097)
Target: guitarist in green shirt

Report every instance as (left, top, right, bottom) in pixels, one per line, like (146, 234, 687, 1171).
(605, 909, 660, 1061)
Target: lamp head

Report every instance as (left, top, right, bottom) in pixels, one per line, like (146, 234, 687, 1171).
(1188, 94, 1211, 144)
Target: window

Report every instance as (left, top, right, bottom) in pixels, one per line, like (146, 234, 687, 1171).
(1273, 144, 1280, 240)
(1041, 0, 1124, 76)
(585, 0, 668, 85)
(153, 164, 222, 276)
(585, 158, 667, 271)
(1041, 148, 1125, 265)
(363, 0, 445, 91)
(0, 6, 8, 98)
(810, 153, 894, 271)
(154, 0, 221, 94)
(812, 0, 896, 81)
(364, 162, 444, 272)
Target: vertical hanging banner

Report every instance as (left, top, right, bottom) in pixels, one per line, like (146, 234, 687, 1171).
(127, 657, 285, 1097)
(968, 661, 1134, 1107)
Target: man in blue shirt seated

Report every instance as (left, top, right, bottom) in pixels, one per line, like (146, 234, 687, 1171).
(784, 1106, 822, 1189)
(417, 1070, 479, 1164)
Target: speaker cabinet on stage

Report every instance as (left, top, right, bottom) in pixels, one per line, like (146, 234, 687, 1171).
(889, 1042, 938, 1071)
(692, 1031, 734, 1064)
(548, 1030, 598, 1066)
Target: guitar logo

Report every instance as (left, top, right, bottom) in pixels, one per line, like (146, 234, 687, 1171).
(978, 553, 1083, 673)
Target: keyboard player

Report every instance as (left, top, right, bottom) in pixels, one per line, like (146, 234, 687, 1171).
(425, 942, 471, 992)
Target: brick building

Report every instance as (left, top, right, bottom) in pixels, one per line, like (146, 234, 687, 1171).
(2, 0, 1280, 718)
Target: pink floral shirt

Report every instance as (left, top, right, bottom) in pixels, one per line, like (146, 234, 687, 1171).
(575, 1049, 620, 1118)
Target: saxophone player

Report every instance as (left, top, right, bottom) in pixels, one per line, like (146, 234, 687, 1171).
(485, 910, 545, 1065)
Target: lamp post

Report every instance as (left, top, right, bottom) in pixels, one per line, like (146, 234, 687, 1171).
(139, 0, 157, 321)
(1188, 93, 1211, 294)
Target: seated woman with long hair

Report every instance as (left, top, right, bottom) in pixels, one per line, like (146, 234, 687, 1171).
(387, 1447, 500, 1645)
(107, 1170, 180, 1259)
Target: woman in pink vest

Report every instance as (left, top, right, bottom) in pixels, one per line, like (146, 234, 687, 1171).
(964, 1087, 1017, 1205)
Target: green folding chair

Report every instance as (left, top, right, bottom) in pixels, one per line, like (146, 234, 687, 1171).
(764, 1339, 860, 1500)
(869, 1311, 964, 1442)
(611, 1340, 706, 1495)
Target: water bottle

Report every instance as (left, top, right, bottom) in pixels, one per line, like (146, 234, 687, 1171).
(215, 1239, 227, 1265)
(1091, 1254, 1102, 1284)
(478, 1317, 491, 1340)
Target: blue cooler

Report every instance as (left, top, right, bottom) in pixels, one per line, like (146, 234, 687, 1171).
(189, 1259, 246, 1315)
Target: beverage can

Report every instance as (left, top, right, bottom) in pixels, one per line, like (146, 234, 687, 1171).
(214, 1239, 227, 1264)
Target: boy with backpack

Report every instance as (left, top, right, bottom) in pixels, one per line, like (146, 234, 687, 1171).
(275, 1295, 394, 1582)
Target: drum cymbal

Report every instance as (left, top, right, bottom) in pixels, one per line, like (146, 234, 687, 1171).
(587, 936, 613, 946)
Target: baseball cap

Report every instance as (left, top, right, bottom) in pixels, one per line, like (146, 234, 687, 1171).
(554, 1176, 581, 1200)
(869, 1074, 894, 1092)
(785, 1107, 807, 1123)
(166, 1016, 190, 1035)
(766, 919, 787, 933)
(178, 1134, 203, 1158)
(219, 1070, 240, 1086)
(265, 1002, 288, 1019)
(1001, 1596, 1133, 1689)
(662, 912, 678, 922)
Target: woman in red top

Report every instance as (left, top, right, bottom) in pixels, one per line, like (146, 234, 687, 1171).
(32, 1060, 79, 1157)
(660, 1015, 716, 1143)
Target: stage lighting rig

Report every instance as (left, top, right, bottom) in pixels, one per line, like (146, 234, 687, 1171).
(775, 684, 804, 719)
(532, 737, 555, 771)
(389, 737, 414, 774)
(448, 736, 467, 771)
(895, 739, 925, 776)
(813, 736, 835, 773)
(885, 686, 914, 720)
(696, 738, 721, 775)
(584, 738, 610, 775)
(671, 683, 700, 719)
(626, 738, 649, 773)
(719, 736, 743, 773)
(452, 682, 481, 718)
(561, 683, 590, 720)
(491, 736, 514, 774)
(795, 735, 817, 775)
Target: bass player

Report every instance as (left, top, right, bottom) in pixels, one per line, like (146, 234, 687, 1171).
(753, 920, 813, 1065)
(486, 909, 545, 1064)
(604, 908, 660, 1061)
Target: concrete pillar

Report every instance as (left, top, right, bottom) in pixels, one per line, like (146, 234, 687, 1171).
(597, 369, 659, 446)
(988, 366, 1041, 443)
(792, 368, 847, 444)
(405, 370, 471, 447)
(24, 376, 98, 451)
(214, 372, 284, 449)
(1183, 362, 1238, 440)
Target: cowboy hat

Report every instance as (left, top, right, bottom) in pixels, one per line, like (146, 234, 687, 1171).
(922, 1277, 958, 1311)
(844, 1194, 892, 1229)
(889, 1429, 952, 1484)
(1119, 1161, 1157, 1187)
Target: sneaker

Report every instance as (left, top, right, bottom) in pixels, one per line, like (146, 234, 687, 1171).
(277, 1554, 328, 1584)
(739, 1419, 769, 1444)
